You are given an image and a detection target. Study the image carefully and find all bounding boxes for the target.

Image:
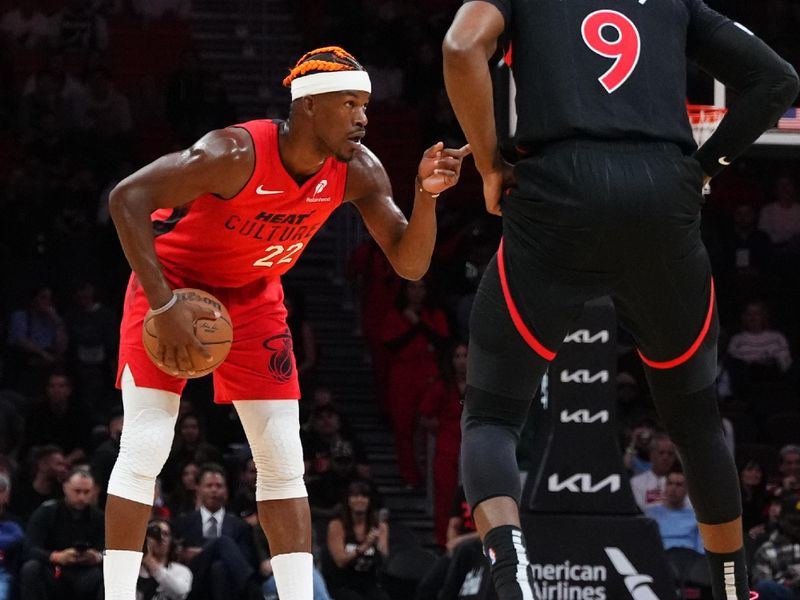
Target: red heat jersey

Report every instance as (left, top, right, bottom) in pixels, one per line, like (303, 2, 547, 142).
(152, 120, 347, 287)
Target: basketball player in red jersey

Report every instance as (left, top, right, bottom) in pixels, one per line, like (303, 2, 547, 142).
(102, 46, 470, 600)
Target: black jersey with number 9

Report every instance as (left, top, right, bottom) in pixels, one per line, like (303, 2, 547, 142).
(482, 0, 731, 154)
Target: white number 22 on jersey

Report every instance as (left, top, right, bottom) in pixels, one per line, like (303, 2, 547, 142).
(581, 10, 641, 93)
(253, 243, 304, 268)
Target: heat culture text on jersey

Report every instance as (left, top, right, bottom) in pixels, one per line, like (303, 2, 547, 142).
(224, 211, 321, 243)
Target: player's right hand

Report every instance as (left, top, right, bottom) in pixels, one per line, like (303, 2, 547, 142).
(480, 160, 515, 216)
(153, 299, 220, 375)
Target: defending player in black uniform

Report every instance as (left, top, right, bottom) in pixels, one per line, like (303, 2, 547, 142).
(443, 1, 799, 599)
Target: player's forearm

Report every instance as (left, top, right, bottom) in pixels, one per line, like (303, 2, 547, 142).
(390, 190, 437, 280)
(443, 45, 499, 174)
(109, 185, 174, 309)
(694, 23, 800, 176)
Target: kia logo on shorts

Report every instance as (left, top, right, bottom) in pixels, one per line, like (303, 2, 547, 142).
(564, 329, 610, 344)
(559, 369, 609, 384)
(560, 409, 610, 424)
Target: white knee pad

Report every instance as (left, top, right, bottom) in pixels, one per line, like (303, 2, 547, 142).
(233, 400, 307, 501)
(107, 366, 180, 505)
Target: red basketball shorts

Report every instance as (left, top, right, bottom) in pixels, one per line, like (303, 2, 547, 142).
(116, 272, 299, 403)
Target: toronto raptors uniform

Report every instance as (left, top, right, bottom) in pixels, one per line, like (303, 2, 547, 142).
(117, 120, 346, 402)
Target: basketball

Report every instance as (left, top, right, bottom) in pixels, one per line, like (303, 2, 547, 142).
(142, 288, 233, 379)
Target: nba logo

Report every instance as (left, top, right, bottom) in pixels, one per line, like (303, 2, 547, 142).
(487, 547, 497, 565)
(314, 180, 328, 195)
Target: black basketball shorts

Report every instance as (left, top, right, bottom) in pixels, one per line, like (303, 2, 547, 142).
(468, 139, 718, 400)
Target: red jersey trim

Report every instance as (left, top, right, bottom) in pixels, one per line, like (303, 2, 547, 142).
(637, 278, 715, 370)
(497, 239, 557, 362)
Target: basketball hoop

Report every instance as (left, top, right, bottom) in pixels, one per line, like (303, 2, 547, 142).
(687, 104, 727, 147)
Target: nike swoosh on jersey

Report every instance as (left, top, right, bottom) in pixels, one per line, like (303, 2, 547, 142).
(256, 186, 284, 195)
(718, 156, 731, 166)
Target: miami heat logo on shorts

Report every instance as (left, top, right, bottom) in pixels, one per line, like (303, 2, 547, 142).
(263, 331, 294, 383)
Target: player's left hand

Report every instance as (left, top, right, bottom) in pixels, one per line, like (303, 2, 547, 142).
(417, 142, 471, 196)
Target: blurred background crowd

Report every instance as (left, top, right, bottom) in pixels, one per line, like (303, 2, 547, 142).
(0, 0, 799, 599)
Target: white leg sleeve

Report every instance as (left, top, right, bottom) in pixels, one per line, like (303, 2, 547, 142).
(107, 365, 180, 505)
(233, 400, 307, 501)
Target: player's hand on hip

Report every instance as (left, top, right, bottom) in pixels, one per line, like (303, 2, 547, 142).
(417, 142, 471, 196)
(153, 299, 219, 375)
(481, 160, 515, 217)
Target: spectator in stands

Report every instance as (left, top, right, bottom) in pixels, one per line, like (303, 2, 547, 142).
(24, 372, 90, 465)
(730, 203, 774, 271)
(772, 445, 800, 496)
(137, 518, 192, 600)
(419, 340, 467, 546)
(630, 433, 681, 512)
(20, 468, 104, 600)
(303, 404, 369, 481)
(726, 301, 793, 384)
(90, 406, 123, 504)
(758, 174, 800, 247)
(307, 439, 374, 521)
(646, 468, 704, 553)
(382, 279, 450, 488)
(53, 0, 109, 51)
(171, 463, 259, 600)
(0, 473, 24, 600)
(6, 286, 68, 394)
(166, 461, 198, 517)
(162, 414, 222, 495)
(622, 418, 657, 476)
(752, 494, 800, 600)
(416, 485, 480, 600)
(66, 280, 118, 412)
(10, 445, 68, 523)
(0, 1, 55, 49)
(325, 479, 389, 600)
(741, 459, 771, 533)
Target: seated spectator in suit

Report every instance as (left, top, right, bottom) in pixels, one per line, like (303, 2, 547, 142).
(630, 433, 684, 512)
(646, 469, 704, 554)
(0, 473, 24, 600)
(10, 445, 68, 523)
(324, 480, 389, 600)
(137, 519, 192, 600)
(752, 494, 800, 600)
(171, 463, 258, 600)
(20, 468, 104, 600)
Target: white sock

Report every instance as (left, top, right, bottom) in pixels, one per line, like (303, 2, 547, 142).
(271, 552, 313, 600)
(104, 549, 143, 600)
